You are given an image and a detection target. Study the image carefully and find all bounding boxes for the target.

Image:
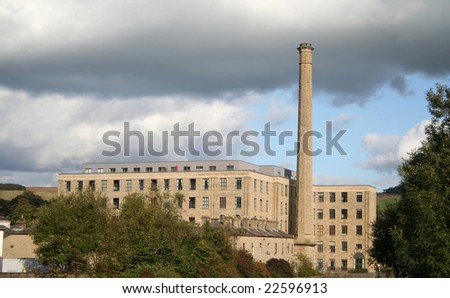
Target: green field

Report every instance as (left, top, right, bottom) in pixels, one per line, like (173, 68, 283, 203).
(376, 193, 401, 212)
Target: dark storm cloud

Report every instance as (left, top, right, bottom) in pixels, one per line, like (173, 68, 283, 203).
(0, 0, 450, 104)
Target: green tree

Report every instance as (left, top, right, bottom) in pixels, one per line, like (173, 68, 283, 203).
(8, 191, 47, 225)
(371, 83, 450, 277)
(120, 191, 199, 277)
(293, 253, 319, 277)
(369, 202, 400, 274)
(266, 258, 294, 277)
(32, 190, 128, 275)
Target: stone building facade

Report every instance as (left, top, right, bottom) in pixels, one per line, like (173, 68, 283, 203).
(58, 160, 376, 271)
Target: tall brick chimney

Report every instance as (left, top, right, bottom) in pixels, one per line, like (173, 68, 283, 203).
(295, 43, 315, 252)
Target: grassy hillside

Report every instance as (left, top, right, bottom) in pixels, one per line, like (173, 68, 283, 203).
(376, 193, 401, 212)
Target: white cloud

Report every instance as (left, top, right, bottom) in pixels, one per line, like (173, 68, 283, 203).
(0, 87, 252, 185)
(398, 120, 429, 160)
(358, 120, 429, 174)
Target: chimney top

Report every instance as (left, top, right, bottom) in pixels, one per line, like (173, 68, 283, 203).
(298, 43, 314, 51)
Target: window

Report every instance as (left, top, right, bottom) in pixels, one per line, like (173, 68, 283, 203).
(265, 200, 269, 212)
(196, 166, 203, 171)
(189, 178, 196, 190)
(146, 167, 152, 172)
(280, 202, 283, 215)
(220, 178, 227, 190)
(235, 197, 242, 209)
(251, 243, 255, 255)
(202, 197, 209, 209)
(316, 192, 324, 203)
(266, 182, 269, 194)
(189, 197, 196, 209)
(88, 180, 95, 190)
(285, 185, 288, 197)
(65, 181, 71, 192)
(209, 166, 216, 171)
(77, 181, 83, 191)
(285, 203, 288, 214)
(315, 209, 324, 220)
(356, 243, 363, 250)
(259, 243, 262, 255)
(176, 179, 183, 190)
(356, 192, 363, 202)
(341, 259, 348, 271)
(202, 178, 209, 190)
(341, 225, 348, 235)
(226, 165, 234, 170)
(158, 167, 167, 172)
(254, 198, 257, 211)
(329, 209, 336, 219)
(254, 179, 257, 191)
(85, 168, 92, 173)
(138, 179, 145, 191)
(164, 179, 170, 191)
(329, 241, 336, 253)
(329, 192, 336, 202)
(97, 168, 104, 173)
(316, 241, 323, 253)
(355, 255, 364, 270)
(171, 166, 177, 172)
(122, 167, 128, 173)
(266, 243, 270, 255)
(356, 209, 363, 219)
(356, 225, 363, 235)
(189, 217, 195, 223)
(110, 168, 116, 173)
(342, 241, 348, 252)
(329, 259, 336, 271)
(151, 179, 157, 189)
(126, 180, 132, 191)
(235, 178, 242, 190)
(133, 167, 140, 173)
(260, 181, 263, 193)
(220, 197, 226, 209)
(184, 166, 191, 171)
(113, 198, 119, 209)
(260, 199, 263, 211)
(316, 259, 323, 271)
(341, 192, 348, 202)
(329, 225, 336, 235)
(341, 209, 348, 219)
(101, 180, 107, 192)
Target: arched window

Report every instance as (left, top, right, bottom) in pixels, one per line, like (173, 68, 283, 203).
(354, 252, 365, 270)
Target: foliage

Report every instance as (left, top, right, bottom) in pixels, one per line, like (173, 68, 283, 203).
(266, 258, 294, 277)
(3, 191, 47, 225)
(32, 190, 128, 275)
(370, 83, 450, 277)
(382, 185, 401, 194)
(0, 183, 26, 190)
(369, 202, 400, 273)
(293, 253, 319, 277)
(33, 188, 285, 277)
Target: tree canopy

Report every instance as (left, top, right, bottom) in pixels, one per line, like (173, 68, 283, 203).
(370, 83, 450, 277)
(32, 188, 295, 277)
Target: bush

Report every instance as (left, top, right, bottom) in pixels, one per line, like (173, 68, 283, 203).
(266, 258, 294, 277)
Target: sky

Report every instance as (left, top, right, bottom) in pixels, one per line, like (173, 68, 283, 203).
(1, 0, 450, 191)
